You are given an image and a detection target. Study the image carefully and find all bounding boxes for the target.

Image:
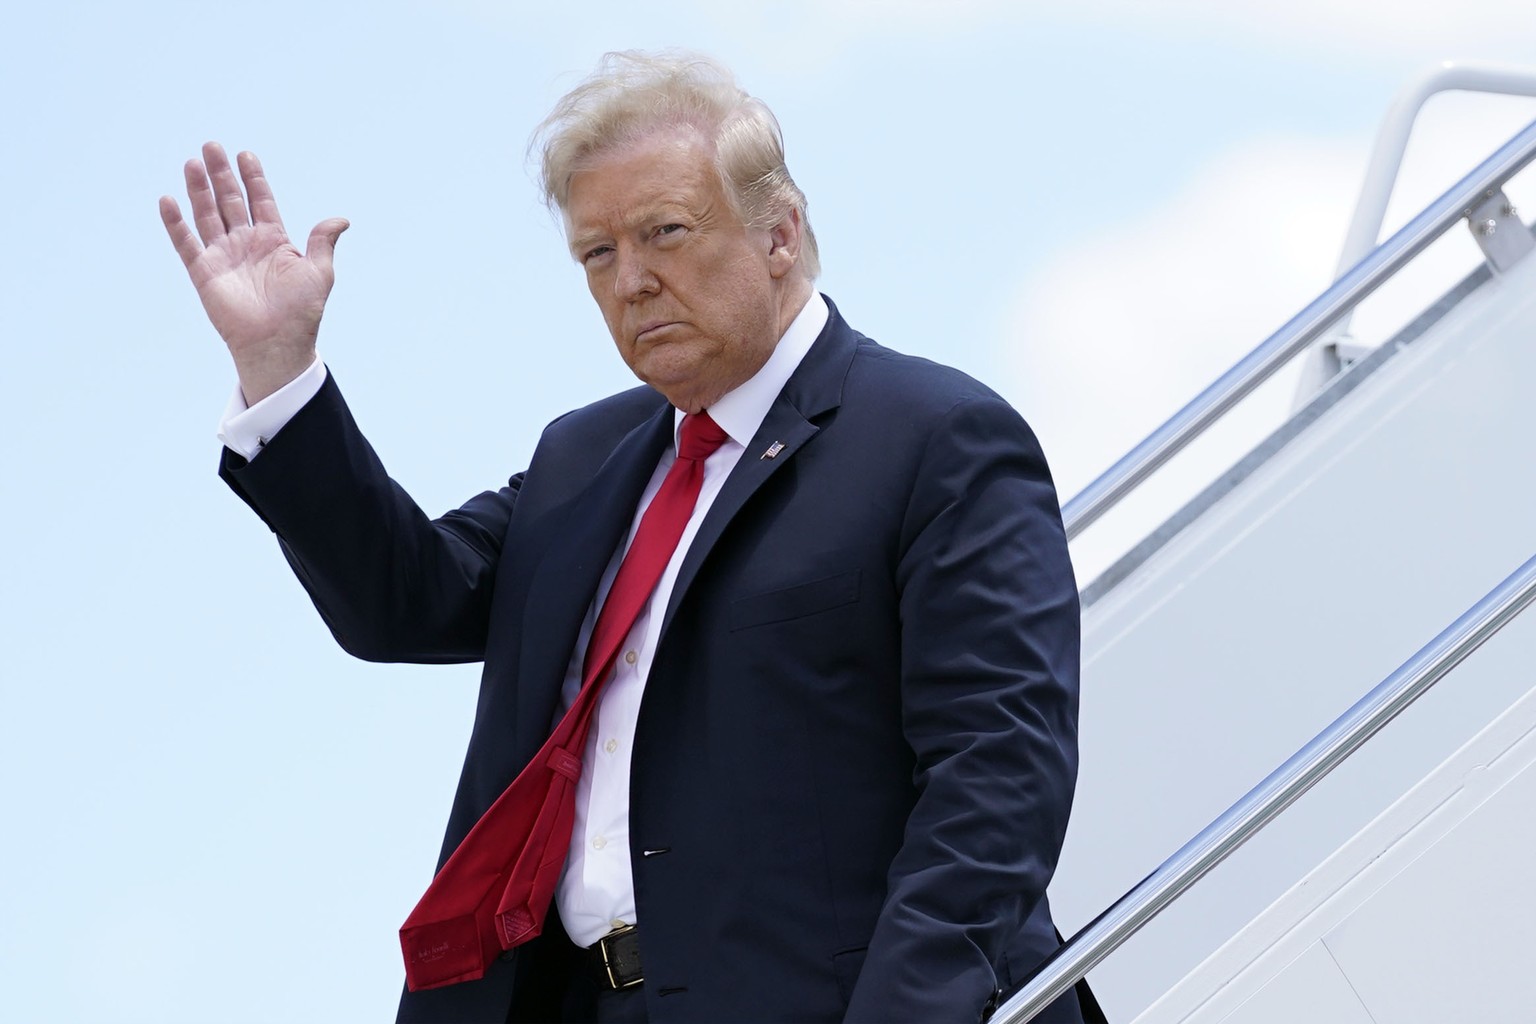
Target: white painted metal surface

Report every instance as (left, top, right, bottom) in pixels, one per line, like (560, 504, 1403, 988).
(1045, 207, 1536, 1020)
(995, 546, 1536, 1023)
(1135, 617, 1536, 1023)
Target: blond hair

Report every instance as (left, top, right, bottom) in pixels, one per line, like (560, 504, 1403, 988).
(533, 50, 821, 280)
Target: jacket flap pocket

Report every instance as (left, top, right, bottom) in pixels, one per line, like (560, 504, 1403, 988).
(729, 569, 861, 631)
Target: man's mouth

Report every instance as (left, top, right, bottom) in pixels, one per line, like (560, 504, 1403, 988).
(635, 321, 679, 343)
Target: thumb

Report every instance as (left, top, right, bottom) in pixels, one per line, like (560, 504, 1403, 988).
(305, 217, 350, 271)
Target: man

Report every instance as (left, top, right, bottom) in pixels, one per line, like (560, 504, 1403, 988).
(161, 51, 1092, 1024)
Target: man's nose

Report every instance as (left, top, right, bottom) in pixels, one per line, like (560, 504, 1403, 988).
(614, 247, 659, 301)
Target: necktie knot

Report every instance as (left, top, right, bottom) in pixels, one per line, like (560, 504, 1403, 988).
(678, 411, 729, 462)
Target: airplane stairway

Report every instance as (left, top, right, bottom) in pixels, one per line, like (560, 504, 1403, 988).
(998, 68, 1536, 1023)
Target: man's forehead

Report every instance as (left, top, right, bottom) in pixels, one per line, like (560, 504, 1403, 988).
(563, 133, 721, 238)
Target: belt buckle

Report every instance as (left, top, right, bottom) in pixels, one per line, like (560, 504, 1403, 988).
(599, 923, 642, 989)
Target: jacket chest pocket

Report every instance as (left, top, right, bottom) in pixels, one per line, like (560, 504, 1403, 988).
(728, 569, 861, 631)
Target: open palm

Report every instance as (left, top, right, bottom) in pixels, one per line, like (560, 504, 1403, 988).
(161, 143, 347, 403)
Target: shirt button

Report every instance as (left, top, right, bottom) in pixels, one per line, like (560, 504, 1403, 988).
(604, 738, 618, 754)
(624, 650, 638, 665)
(592, 835, 607, 850)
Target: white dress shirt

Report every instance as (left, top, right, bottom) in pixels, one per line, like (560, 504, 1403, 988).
(217, 358, 331, 461)
(218, 292, 830, 947)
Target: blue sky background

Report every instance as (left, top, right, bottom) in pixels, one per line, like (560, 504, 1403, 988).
(3, 1, 1535, 1019)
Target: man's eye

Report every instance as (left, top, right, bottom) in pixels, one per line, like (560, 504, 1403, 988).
(654, 224, 685, 238)
(583, 245, 613, 262)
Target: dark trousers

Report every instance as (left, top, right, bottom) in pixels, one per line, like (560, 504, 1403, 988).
(589, 986, 647, 1024)
(505, 922, 647, 1024)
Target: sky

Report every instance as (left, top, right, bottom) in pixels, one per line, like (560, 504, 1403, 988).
(3, 1, 1535, 1020)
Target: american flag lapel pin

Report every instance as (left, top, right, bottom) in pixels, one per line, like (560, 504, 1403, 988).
(761, 440, 785, 460)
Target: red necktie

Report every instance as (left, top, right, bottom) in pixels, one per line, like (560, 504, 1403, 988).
(399, 411, 730, 991)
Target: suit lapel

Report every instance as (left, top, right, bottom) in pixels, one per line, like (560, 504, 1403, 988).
(660, 303, 859, 637)
(513, 404, 674, 752)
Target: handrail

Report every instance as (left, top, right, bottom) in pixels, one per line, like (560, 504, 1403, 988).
(1287, 61, 1536, 398)
(992, 551, 1536, 1023)
(1336, 60, 1536, 278)
(1060, 115, 1536, 540)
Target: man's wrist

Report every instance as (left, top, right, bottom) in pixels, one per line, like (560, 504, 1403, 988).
(233, 344, 322, 406)
(218, 355, 328, 460)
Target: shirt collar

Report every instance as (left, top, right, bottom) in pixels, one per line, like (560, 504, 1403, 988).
(672, 291, 829, 449)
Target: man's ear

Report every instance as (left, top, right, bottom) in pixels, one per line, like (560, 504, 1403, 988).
(766, 208, 803, 280)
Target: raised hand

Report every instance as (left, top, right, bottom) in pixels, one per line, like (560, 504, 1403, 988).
(160, 142, 349, 404)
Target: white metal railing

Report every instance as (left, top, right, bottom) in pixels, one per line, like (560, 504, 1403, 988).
(1293, 60, 1536, 396)
(1061, 114, 1536, 540)
(1336, 60, 1536, 278)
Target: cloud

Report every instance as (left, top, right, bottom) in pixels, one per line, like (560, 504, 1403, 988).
(790, 0, 1536, 62)
(1002, 134, 1362, 494)
(1077, 0, 1536, 57)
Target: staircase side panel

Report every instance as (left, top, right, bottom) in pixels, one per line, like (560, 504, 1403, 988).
(1053, 249, 1536, 1017)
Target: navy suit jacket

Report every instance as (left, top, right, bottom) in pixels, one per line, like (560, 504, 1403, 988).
(221, 300, 1087, 1023)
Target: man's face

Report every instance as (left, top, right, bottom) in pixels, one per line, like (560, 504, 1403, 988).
(564, 128, 798, 413)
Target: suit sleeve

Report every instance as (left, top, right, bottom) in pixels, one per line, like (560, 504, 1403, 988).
(845, 395, 1081, 1023)
(219, 372, 521, 664)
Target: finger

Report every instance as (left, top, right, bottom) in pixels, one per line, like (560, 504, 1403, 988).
(159, 195, 205, 270)
(304, 217, 350, 275)
(202, 141, 250, 232)
(237, 150, 287, 232)
(184, 157, 225, 246)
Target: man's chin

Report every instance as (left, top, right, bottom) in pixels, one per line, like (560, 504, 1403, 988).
(639, 375, 717, 414)
(633, 357, 715, 411)
(653, 387, 713, 414)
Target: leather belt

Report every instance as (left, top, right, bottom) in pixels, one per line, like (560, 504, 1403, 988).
(588, 924, 643, 989)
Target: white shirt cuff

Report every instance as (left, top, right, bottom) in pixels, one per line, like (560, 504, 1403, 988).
(217, 357, 329, 461)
